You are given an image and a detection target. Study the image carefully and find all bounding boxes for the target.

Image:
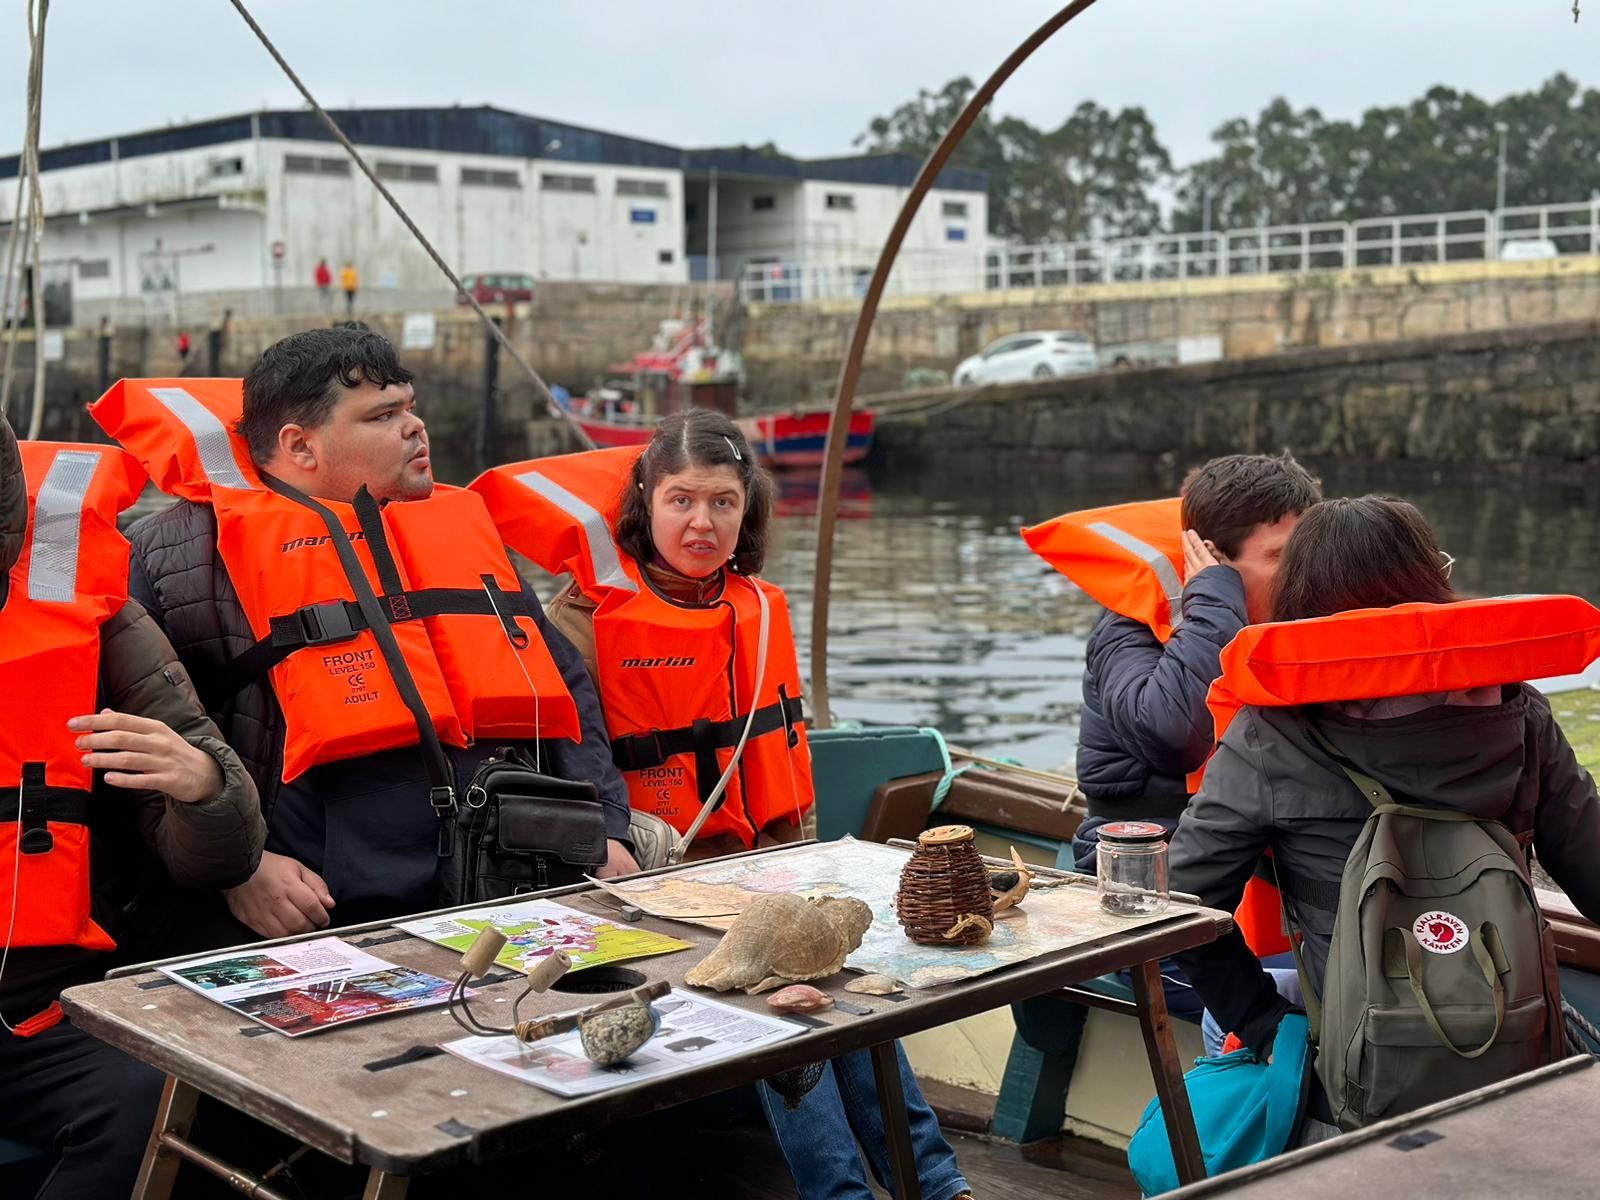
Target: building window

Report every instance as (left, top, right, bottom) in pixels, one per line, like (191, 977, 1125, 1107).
(686, 202, 698, 222)
(752, 194, 776, 211)
(462, 166, 520, 189)
(617, 178, 669, 198)
(946, 226, 967, 242)
(209, 157, 244, 177)
(825, 192, 855, 211)
(659, 250, 674, 264)
(541, 172, 597, 193)
(77, 258, 111, 279)
(376, 160, 439, 183)
(942, 199, 969, 218)
(284, 153, 350, 177)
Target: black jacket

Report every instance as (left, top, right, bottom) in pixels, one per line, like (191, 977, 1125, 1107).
(126, 498, 629, 927)
(1075, 564, 1247, 833)
(1169, 685, 1600, 1056)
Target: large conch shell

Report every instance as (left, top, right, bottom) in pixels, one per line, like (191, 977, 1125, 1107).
(685, 894, 872, 994)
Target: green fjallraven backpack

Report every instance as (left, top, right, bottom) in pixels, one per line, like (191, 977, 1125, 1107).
(1288, 730, 1566, 1131)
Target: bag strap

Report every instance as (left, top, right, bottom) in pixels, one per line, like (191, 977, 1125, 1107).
(262, 476, 458, 846)
(1400, 925, 1506, 1059)
(667, 577, 772, 865)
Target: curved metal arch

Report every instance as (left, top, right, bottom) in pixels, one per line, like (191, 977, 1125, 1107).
(808, 0, 1104, 726)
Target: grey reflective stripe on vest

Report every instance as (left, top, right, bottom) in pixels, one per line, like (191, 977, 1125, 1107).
(514, 469, 637, 592)
(1085, 520, 1183, 630)
(28, 449, 100, 602)
(148, 386, 254, 490)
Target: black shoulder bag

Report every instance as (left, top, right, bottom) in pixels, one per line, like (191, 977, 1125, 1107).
(266, 478, 607, 905)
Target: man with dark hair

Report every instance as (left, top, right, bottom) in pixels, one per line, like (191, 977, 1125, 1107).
(120, 325, 636, 943)
(1072, 451, 1322, 868)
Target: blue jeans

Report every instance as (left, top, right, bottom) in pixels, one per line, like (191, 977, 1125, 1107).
(758, 1044, 970, 1200)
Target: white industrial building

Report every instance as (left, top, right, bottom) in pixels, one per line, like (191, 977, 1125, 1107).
(0, 107, 989, 324)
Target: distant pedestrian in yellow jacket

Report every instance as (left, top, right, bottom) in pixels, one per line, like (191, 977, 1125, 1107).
(340, 261, 358, 315)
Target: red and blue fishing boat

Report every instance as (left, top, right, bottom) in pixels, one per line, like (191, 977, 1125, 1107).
(558, 319, 874, 469)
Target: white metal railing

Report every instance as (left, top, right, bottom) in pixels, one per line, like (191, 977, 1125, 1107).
(738, 199, 1600, 304)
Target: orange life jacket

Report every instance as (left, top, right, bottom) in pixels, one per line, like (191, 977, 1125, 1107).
(2, 441, 146, 954)
(471, 449, 815, 847)
(90, 378, 580, 784)
(1021, 498, 1185, 642)
(1202, 594, 1600, 955)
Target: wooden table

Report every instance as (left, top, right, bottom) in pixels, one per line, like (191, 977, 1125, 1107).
(61, 850, 1230, 1200)
(1163, 1055, 1600, 1198)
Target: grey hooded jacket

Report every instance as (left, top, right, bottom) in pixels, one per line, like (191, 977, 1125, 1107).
(0, 419, 264, 1016)
(1170, 685, 1600, 1055)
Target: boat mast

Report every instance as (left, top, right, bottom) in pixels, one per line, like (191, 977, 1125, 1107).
(806, 0, 1105, 728)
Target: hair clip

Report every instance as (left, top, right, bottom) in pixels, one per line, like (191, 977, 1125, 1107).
(723, 436, 742, 462)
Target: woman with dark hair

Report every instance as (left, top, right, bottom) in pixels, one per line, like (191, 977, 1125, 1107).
(1168, 496, 1600, 1123)
(473, 408, 973, 1200)
(544, 407, 812, 859)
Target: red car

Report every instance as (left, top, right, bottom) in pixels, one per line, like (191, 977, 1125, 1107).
(456, 272, 535, 305)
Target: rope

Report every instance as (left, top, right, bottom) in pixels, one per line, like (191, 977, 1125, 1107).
(1563, 997, 1600, 1057)
(1, 0, 48, 428)
(223, 0, 595, 452)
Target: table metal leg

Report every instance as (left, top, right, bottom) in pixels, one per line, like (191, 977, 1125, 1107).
(132, 1075, 200, 1200)
(869, 1040, 922, 1200)
(1131, 956, 1206, 1185)
(362, 1169, 411, 1199)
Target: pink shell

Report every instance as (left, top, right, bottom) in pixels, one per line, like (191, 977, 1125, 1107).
(766, 984, 835, 1013)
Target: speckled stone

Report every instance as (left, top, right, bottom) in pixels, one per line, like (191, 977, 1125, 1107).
(577, 1003, 659, 1066)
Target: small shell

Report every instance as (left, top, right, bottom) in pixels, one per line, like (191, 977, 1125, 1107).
(844, 974, 902, 996)
(767, 984, 834, 1013)
(685, 894, 873, 994)
(577, 1003, 658, 1066)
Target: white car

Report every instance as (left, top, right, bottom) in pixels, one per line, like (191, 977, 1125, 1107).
(953, 331, 1098, 387)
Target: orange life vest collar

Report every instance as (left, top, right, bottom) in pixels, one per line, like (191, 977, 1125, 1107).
(471, 452, 815, 847)
(2, 441, 146, 957)
(1022, 498, 1185, 642)
(1199, 594, 1600, 786)
(91, 379, 580, 782)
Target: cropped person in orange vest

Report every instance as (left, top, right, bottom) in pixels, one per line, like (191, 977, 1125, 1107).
(472, 411, 974, 1200)
(0, 415, 264, 1199)
(1171, 497, 1600, 1114)
(103, 325, 633, 947)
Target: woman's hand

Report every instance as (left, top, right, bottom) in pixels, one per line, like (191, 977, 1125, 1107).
(70, 709, 223, 806)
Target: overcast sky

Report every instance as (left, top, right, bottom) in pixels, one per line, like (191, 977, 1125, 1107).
(4, 1, 1598, 169)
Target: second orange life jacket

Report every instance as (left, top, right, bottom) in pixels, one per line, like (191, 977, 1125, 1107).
(471, 448, 815, 847)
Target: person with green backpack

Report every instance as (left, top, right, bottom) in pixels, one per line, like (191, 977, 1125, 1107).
(1167, 496, 1600, 1136)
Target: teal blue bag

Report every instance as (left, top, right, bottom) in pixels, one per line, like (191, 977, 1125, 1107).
(1126, 1013, 1312, 1197)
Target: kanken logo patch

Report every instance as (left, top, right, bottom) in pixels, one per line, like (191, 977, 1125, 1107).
(1413, 911, 1470, 954)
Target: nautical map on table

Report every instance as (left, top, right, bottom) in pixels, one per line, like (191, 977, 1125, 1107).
(595, 838, 1172, 988)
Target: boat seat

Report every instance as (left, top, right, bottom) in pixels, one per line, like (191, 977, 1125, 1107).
(809, 726, 951, 843)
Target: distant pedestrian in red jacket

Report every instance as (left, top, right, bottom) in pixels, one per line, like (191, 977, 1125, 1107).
(177, 329, 191, 366)
(314, 258, 333, 311)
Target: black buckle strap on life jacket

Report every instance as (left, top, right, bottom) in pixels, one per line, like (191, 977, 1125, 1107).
(692, 719, 721, 809)
(211, 586, 535, 703)
(263, 476, 459, 850)
(610, 695, 806, 774)
(18, 762, 53, 855)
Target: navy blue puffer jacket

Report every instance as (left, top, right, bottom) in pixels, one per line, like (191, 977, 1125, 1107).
(1073, 566, 1247, 856)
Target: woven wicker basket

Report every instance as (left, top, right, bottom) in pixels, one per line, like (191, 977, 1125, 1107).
(895, 825, 995, 946)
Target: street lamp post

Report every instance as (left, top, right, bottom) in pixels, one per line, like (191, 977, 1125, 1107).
(1494, 121, 1509, 256)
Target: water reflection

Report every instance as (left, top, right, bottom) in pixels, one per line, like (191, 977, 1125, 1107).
(767, 462, 1600, 773)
